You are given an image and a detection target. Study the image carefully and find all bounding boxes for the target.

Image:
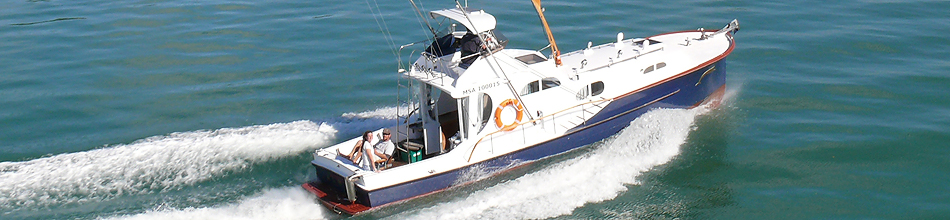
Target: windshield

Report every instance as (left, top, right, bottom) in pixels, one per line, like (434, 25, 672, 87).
(434, 22, 468, 38)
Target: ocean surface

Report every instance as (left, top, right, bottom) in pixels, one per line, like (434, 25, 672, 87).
(2, 0, 949, 219)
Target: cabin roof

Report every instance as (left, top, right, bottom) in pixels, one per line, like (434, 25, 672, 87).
(430, 8, 496, 33)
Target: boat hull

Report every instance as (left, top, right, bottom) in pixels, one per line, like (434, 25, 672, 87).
(304, 54, 730, 215)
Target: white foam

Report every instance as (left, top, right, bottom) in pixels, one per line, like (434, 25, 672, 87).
(0, 121, 336, 210)
(104, 187, 330, 220)
(723, 82, 744, 107)
(391, 107, 708, 220)
(340, 105, 405, 120)
(2, 105, 712, 218)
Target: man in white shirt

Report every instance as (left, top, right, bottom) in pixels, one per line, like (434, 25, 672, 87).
(373, 128, 395, 169)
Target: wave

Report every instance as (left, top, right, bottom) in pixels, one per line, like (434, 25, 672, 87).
(10, 105, 712, 219)
(390, 107, 709, 220)
(340, 105, 406, 120)
(102, 187, 329, 220)
(0, 121, 336, 210)
(102, 107, 709, 220)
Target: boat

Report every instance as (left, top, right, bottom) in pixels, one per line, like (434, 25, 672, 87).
(302, 0, 739, 215)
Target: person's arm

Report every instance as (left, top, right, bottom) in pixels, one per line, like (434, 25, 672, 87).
(348, 140, 363, 161)
(373, 147, 389, 161)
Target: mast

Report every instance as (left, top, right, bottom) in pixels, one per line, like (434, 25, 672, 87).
(530, 0, 562, 66)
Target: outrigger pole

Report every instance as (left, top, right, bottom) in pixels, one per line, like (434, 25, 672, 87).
(530, 0, 562, 66)
(409, 0, 437, 37)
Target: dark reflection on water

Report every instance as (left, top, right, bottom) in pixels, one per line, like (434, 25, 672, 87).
(10, 17, 85, 26)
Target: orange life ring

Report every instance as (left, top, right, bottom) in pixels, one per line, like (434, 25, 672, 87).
(494, 99, 524, 131)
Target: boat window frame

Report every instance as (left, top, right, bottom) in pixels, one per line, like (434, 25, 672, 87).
(541, 77, 561, 90)
(591, 81, 605, 96)
(515, 53, 547, 64)
(460, 97, 470, 139)
(643, 65, 655, 74)
(478, 93, 493, 133)
(520, 81, 540, 96)
(521, 77, 561, 96)
(576, 81, 605, 100)
(642, 62, 666, 74)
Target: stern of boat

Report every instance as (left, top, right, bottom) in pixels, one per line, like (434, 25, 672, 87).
(302, 140, 374, 215)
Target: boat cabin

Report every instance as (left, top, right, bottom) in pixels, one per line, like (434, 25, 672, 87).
(389, 7, 531, 160)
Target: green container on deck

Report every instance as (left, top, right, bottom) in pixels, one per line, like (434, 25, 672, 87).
(401, 149, 422, 163)
(400, 141, 424, 163)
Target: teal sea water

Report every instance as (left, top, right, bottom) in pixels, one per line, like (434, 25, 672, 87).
(2, 0, 949, 219)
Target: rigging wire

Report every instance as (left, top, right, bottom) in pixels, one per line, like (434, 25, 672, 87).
(409, 0, 437, 37)
(365, 0, 399, 58)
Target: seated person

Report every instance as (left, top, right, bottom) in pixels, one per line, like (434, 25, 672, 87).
(373, 128, 396, 169)
(458, 33, 483, 69)
(338, 130, 381, 172)
(424, 34, 457, 57)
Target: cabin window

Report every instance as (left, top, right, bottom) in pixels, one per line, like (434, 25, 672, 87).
(591, 81, 605, 96)
(521, 78, 561, 96)
(515, 54, 547, 64)
(576, 81, 605, 100)
(541, 77, 560, 90)
(479, 94, 493, 131)
(520, 81, 540, 95)
(643, 62, 666, 74)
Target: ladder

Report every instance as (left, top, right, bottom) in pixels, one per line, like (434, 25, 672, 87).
(395, 69, 416, 151)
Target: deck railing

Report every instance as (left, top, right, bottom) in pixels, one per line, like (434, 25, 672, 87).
(464, 88, 680, 162)
(465, 98, 613, 162)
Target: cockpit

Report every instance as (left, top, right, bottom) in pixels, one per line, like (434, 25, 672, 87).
(422, 8, 509, 70)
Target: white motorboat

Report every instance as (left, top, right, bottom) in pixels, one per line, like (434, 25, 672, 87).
(303, 1, 739, 215)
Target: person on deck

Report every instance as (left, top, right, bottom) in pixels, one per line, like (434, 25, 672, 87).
(373, 128, 396, 169)
(458, 33, 483, 69)
(338, 130, 380, 172)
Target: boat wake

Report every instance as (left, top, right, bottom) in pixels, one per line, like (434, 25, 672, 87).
(340, 105, 405, 120)
(105, 107, 712, 220)
(104, 186, 330, 220)
(389, 106, 710, 220)
(91, 107, 411, 220)
(333, 105, 407, 136)
(0, 121, 336, 211)
(7, 104, 720, 219)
